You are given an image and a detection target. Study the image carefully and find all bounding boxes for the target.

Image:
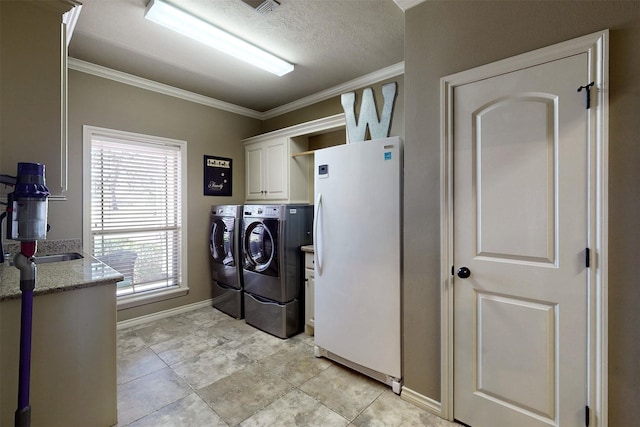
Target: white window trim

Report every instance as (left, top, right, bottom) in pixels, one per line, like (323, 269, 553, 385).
(82, 125, 189, 310)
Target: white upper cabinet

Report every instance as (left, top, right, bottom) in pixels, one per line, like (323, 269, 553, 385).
(245, 142, 266, 200)
(0, 0, 76, 200)
(243, 114, 347, 204)
(244, 136, 309, 203)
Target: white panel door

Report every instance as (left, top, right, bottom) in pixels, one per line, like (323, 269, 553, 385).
(453, 53, 589, 426)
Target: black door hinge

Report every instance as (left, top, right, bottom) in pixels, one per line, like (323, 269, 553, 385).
(451, 265, 454, 276)
(586, 405, 590, 427)
(585, 248, 591, 268)
(578, 82, 595, 109)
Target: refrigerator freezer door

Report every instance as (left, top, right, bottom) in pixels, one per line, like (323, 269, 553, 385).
(313, 136, 402, 379)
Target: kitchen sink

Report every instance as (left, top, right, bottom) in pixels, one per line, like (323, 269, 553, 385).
(34, 252, 84, 264)
(8, 252, 84, 266)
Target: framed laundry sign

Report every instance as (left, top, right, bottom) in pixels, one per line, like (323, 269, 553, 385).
(203, 155, 232, 196)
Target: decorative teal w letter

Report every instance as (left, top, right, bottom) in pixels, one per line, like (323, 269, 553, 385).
(341, 82, 397, 143)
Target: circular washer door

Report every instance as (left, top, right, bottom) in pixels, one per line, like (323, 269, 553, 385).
(244, 220, 276, 274)
(210, 218, 234, 266)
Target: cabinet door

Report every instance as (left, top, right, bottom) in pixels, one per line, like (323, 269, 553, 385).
(245, 144, 265, 200)
(264, 138, 288, 200)
(304, 252, 315, 335)
(307, 272, 315, 330)
(1, 1, 70, 199)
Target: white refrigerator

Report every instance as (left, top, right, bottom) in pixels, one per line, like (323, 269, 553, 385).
(313, 136, 402, 393)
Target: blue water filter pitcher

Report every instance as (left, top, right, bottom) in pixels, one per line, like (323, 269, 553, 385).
(10, 162, 49, 242)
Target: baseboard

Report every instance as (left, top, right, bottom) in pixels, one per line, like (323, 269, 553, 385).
(116, 299, 213, 330)
(401, 386, 445, 419)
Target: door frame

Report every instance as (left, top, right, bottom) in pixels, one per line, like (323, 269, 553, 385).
(440, 30, 609, 425)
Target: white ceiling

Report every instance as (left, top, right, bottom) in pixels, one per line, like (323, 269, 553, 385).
(69, 0, 405, 114)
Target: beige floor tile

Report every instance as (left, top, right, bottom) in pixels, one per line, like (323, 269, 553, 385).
(353, 389, 458, 427)
(170, 341, 253, 389)
(117, 346, 167, 385)
(117, 367, 192, 426)
(150, 330, 228, 366)
(224, 327, 298, 362)
(133, 316, 194, 346)
(198, 362, 293, 426)
(181, 306, 233, 327)
(117, 328, 147, 356)
(257, 346, 332, 387)
(299, 364, 386, 420)
(288, 331, 315, 348)
(239, 389, 348, 427)
(117, 307, 456, 427)
(210, 317, 265, 342)
(126, 393, 228, 427)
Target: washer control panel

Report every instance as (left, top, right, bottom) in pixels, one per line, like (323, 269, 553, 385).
(211, 205, 239, 217)
(243, 204, 283, 218)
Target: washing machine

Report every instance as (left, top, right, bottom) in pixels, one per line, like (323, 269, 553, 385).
(242, 204, 313, 338)
(209, 205, 243, 318)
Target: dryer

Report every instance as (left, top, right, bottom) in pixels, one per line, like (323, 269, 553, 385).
(242, 204, 313, 338)
(209, 205, 243, 318)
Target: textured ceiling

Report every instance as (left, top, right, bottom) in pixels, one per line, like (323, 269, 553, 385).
(69, 0, 405, 113)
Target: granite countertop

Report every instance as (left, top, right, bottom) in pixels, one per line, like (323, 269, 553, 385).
(301, 245, 314, 253)
(0, 239, 123, 301)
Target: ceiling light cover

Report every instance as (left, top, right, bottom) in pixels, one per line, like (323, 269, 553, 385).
(145, 0, 294, 76)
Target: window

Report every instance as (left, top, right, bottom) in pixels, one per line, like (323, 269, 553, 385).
(83, 126, 188, 308)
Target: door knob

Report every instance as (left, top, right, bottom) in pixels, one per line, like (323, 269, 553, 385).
(457, 267, 471, 279)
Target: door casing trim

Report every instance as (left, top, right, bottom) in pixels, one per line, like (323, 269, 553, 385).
(439, 29, 609, 426)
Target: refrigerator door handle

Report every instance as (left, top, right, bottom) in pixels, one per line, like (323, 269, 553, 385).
(314, 192, 323, 275)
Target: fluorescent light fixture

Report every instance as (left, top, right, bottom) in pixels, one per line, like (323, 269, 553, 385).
(145, 0, 294, 76)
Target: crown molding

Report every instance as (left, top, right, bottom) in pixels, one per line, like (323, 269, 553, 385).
(68, 58, 264, 119)
(34, 0, 82, 14)
(261, 61, 405, 119)
(62, 4, 83, 46)
(392, 0, 427, 11)
(242, 113, 346, 144)
(68, 58, 404, 121)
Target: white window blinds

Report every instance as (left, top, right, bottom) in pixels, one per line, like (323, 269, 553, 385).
(90, 135, 183, 297)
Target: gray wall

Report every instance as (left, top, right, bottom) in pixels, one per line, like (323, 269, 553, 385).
(68, 70, 261, 321)
(403, 1, 640, 424)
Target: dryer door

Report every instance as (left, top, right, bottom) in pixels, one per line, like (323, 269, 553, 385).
(210, 217, 235, 267)
(243, 219, 279, 277)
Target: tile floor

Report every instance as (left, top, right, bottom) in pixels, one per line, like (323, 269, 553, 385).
(117, 306, 460, 426)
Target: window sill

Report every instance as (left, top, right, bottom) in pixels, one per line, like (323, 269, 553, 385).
(116, 286, 189, 310)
